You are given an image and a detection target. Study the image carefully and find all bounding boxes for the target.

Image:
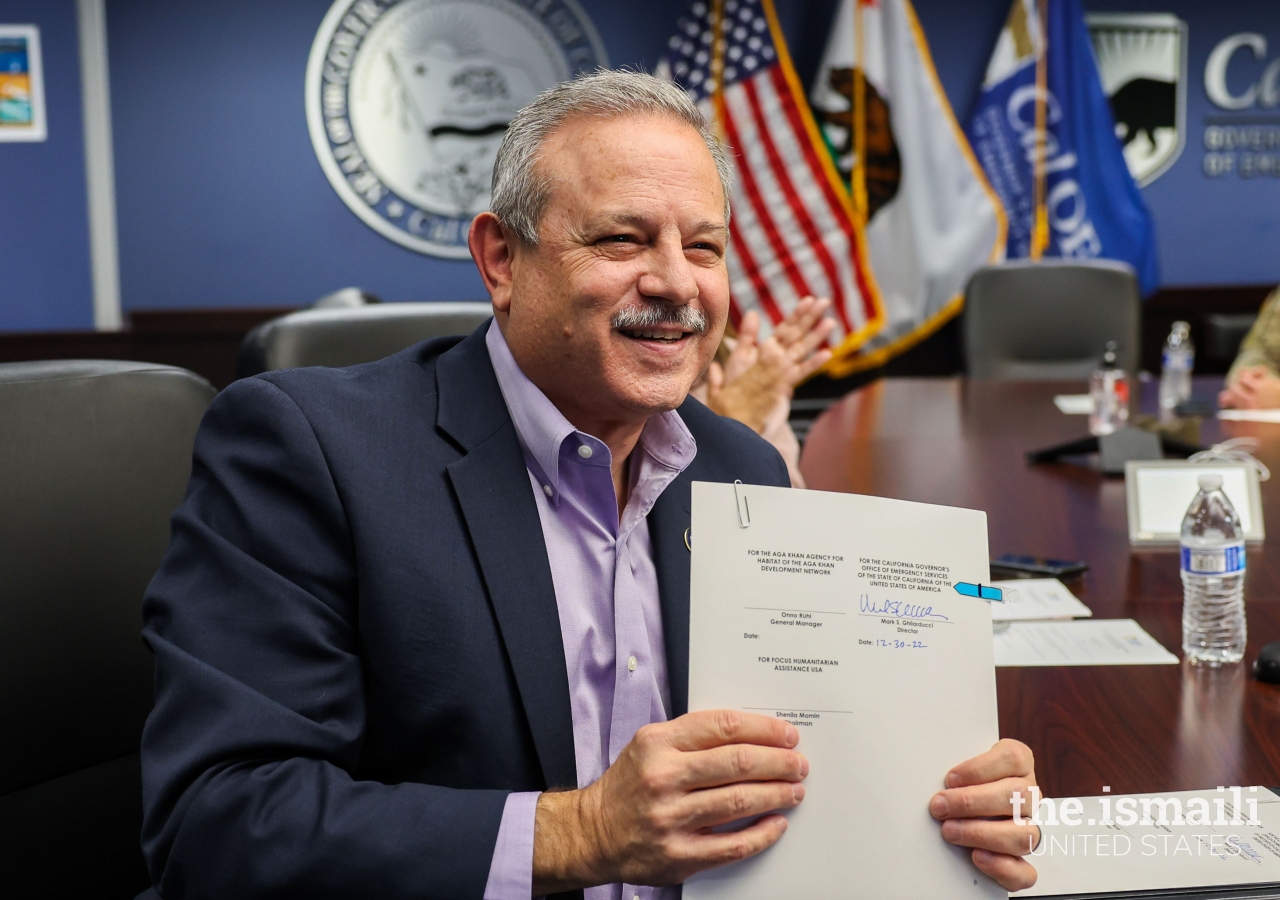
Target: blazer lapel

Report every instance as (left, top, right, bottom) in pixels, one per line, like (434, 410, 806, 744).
(650, 466, 695, 719)
(435, 329, 578, 790)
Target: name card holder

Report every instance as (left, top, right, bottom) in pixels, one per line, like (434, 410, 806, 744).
(1124, 460, 1264, 545)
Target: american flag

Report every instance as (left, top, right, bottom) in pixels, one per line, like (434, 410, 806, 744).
(658, 0, 883, 347)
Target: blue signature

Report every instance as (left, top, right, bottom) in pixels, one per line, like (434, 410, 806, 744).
(859, 594, 950, 621)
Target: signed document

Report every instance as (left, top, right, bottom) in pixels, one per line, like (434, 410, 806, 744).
(685, 482, 1003, 900)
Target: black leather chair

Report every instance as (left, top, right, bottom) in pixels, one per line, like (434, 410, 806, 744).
(963, 259, 1141, 379)
(237, 301, 493, 377)
(0, 361, 215, 898)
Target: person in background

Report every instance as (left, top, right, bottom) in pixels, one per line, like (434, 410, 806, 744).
(692, 296, 836, 487)
(1219, 286, 1280, 410)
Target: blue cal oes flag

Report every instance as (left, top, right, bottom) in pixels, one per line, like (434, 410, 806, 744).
(966, 0, 1159, 295)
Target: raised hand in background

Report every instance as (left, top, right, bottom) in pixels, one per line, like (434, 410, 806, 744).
(697, 296, 837, 488)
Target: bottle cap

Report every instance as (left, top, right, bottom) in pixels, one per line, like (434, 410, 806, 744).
(1102, 341, 1118, 368)
(1198, 473, 1224, 491)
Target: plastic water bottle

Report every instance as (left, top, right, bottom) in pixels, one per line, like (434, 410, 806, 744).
(1089, 342, 1129, 436)
(1159, 321, 1194, 417)
(1181, 473, 1247, 665)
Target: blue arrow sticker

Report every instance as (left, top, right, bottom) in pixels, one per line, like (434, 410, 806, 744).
(954, 582, 1003, 602)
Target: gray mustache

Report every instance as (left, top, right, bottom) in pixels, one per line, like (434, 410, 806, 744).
(611, 302, 707, 334)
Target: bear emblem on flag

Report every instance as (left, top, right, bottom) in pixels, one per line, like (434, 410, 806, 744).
(816, 67, 902, 222)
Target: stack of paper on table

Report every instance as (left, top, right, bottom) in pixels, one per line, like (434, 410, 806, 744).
(994, 619, 1178, 667)
(1054, 394, 1095, 415)
(1219, 408, 1280, 424)
(989, 579, 1177, 667)
(991, 578, 1093, 621)
(1016, 787, 1280, 898)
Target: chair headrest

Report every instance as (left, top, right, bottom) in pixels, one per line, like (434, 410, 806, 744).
(237, 301, 494, 376)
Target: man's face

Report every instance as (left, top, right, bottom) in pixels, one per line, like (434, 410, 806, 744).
(496, 114, 731, 430)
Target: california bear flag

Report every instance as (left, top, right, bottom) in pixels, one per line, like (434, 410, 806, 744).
(811, 0, 1005, 375)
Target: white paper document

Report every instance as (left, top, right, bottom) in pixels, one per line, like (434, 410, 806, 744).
(1219, 408, 1280, 423)
(1016, 787, 1280, 897)
(686, 482, 1003, 900)
(993, 619, 1178, 667)
(990, 579, 1093, 622)
(1054, 394, 1094, 415)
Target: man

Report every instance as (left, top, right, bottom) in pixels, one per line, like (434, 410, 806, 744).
(140, 71, 1038, 899)
(1219, 286, 1280, 410)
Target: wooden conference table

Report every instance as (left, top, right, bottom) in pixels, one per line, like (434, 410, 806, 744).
(799, 377, 1280, 800)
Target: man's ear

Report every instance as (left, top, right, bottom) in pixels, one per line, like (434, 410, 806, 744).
(468, 212, 518, 315)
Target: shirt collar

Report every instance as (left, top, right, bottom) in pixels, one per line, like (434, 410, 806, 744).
(484, 319, 696, 498)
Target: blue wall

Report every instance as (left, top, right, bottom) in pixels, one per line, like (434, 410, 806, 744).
(104, 0, 1018, 315)
(0, 0, 94, 331)
(96, 0, 1026, 315)
(1084, 0, 1280, 286)
(2, 0, 1278, 330)
(104, 0, 851, 313)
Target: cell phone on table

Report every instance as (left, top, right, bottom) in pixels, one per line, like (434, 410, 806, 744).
(990, 553, 1089, 578)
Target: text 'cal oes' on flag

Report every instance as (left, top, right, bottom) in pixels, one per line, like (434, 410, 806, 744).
(657, 0, 884, 352)
(965, 0, 1160, 296)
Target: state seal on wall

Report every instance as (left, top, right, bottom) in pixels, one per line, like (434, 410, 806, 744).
(306, 0, 607, 258)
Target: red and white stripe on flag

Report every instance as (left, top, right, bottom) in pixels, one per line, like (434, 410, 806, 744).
(662, 0, 883, 347)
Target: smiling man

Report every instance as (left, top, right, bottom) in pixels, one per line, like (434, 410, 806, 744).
(139, 72, 1038, 900)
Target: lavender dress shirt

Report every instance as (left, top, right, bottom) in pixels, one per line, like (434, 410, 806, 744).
(483, 321, 692, 900)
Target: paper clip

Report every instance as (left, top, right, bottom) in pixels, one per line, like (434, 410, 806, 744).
(733, 480, 751, 528)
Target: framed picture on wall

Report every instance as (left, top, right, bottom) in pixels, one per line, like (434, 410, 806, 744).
(0, 24, 46, 142)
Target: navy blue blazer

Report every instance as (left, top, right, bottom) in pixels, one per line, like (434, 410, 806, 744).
(139, 324, 790, 900)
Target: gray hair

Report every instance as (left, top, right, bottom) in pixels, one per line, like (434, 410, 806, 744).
(490, 69, 734, 245)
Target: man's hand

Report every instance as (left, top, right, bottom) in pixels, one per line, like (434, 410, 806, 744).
(930, 739, 1040, 892)
(1219, 366, 1280, 410)
(532, 710, 808, 894)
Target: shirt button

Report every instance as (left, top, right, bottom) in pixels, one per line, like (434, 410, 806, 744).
(628, 654, 638, 672)
(578, 444, 593, 459)
(542, 484, 553, 497)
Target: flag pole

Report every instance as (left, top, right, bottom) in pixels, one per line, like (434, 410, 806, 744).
(709, 0, 728, 145)
(1030, 0, 1050, 260)
(852, 0, 869, 225)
